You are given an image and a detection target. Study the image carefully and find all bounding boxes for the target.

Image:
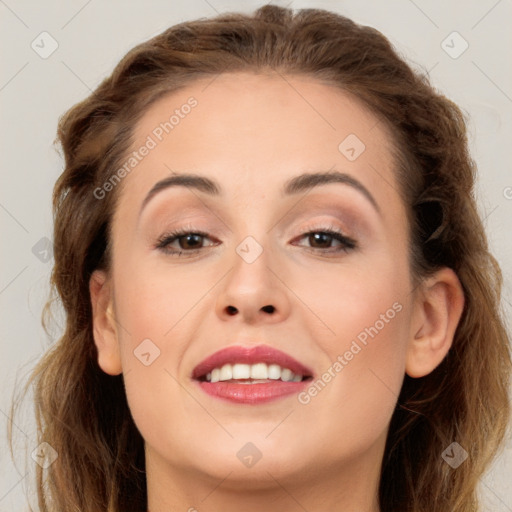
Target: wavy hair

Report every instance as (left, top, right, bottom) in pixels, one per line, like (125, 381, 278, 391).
(11, 5, 511, 512)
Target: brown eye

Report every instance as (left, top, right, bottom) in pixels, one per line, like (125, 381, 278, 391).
(294, 227, 357, 254)
(176, 233, 204, 250)
(307, 232, 336, 249)
(156, 229, 217, 256)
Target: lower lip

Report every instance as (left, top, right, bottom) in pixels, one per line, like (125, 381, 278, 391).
(196, 380, 309, 404)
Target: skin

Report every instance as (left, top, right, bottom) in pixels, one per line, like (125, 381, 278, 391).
(90, 72, 464, 512)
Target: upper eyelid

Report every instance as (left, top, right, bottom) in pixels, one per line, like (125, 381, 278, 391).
(158, 214, 356, 237)
(161, 220, 352, 237)
(142, 194, 371, 229)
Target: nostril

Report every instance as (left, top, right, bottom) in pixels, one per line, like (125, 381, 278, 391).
(226, 305, 237, 315)
(262, 305, 275, 313)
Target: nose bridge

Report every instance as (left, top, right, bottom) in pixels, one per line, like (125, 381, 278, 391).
(230, 231, 273, 296)
(215, 228, 291, 324)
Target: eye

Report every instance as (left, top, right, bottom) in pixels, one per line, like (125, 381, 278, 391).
(155, 224, 357, 257)
(155, 228, 218, 256)
(292, 225, 357, 254)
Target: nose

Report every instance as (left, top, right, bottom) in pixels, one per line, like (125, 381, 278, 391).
(215, 242, 291, 325)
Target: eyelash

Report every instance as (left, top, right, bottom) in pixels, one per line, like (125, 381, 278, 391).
(155, 223, 357, 258)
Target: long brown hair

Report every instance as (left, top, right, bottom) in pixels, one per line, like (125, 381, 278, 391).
(11, 5, 511, 511)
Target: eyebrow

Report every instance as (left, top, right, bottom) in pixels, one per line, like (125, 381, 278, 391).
(138, 170, 380, 217)
(282, 171, 380, 214)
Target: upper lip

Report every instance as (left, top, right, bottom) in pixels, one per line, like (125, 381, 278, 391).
(191, 344, 314, 380)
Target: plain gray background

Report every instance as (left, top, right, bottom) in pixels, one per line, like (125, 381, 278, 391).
(1, 0, 511, 510)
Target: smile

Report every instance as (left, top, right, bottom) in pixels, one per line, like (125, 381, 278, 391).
(192, 345, 314, 404)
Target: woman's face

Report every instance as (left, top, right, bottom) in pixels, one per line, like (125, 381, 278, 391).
(96, 72, 418, 495)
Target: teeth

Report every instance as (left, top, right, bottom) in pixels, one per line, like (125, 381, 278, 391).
(281, 368, 293, 382)
(219, 364, 232, 381)
(204, 362, 304, 383)
(232, 363, 251, 379)
(268, 364, 281, 380)
(250, 363, 268, 379)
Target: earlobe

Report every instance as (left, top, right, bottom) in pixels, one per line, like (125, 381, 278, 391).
(405, 268, 465, 378)
(89, 270, 123, 376)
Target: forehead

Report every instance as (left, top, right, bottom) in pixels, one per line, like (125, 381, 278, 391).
(133, 71, 392, 160)
(116, 71, 401, 219)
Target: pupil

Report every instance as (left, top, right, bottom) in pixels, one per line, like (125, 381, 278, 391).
(181, 234, 202, 249)
(310, 233, 331, 248)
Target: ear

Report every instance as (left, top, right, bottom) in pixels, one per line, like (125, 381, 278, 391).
(406, 267, 465, 378)
(89, 270, 122, 375)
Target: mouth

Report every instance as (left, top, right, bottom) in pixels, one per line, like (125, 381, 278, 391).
(191, 344, 314, 404)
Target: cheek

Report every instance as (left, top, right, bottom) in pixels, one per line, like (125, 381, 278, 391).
(111, 255, 210, 349)
(110, 257, 218, 438)
(292, 309, 409, 463)
(111, 262, 192, 454)
(291, 255, 410, 448)
(296, 247, 409, 358)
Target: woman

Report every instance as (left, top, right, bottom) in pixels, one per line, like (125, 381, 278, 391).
(18, 4, 511, 512)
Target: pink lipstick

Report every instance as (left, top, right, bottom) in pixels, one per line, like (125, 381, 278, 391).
(192, 345, 313, 404)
